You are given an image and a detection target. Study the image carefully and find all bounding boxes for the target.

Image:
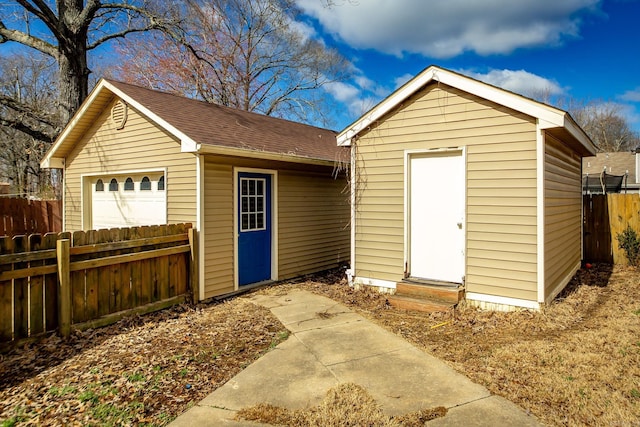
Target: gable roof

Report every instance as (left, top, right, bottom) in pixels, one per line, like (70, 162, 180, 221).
(41, 79, 345, 169)
(337, 65, 595, 155)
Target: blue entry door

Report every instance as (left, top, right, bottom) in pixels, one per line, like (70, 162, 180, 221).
(238, 172, 272, 286)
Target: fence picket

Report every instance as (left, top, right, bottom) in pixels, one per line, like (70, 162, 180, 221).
(71, 231, 87, 323)
(12, 236, 28, 340)
(1, 224, 192, 348)
(583, 194, 640, 265)
(0, 236, 13, 341)
(43, 233, 60, 331)
(28, 234, 44, 336)
(0, 198, 62, 238)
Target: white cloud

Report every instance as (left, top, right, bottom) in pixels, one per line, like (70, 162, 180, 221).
(394, 73, 414, 89)
(296, 0, 601, 58)
(288, 20, 317, 43)
(620, 88, 640, 103)
(325, 81, 360, 103)
(325, 70, 394, 117)
(460, 68, 565, 98)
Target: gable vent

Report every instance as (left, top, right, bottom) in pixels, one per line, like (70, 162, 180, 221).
(111, 100, 128, 130)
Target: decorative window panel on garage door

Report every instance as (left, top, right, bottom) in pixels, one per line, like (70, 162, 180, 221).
(91, 172, 166, 229)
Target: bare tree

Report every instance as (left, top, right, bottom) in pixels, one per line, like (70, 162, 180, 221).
(526, 89, 639, 153)
(0, 0, 181, 141)
(112, 0, 350, 125)
(0, 52, 59, 195)
(570, 101, 639, 152)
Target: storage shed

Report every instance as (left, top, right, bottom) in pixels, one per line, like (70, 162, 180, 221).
(41, 79, 349, 300)
(338, 66, 596, 310)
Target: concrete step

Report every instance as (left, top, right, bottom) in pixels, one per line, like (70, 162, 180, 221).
(387, 294, 456, 313)
(395, 282, 464, 304)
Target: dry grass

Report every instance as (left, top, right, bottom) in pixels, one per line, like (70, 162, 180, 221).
(2, 264, 639, 426)
(271, 265, 640, 426)
(0, 299, 287, 426)
(236, 382, 446, 426)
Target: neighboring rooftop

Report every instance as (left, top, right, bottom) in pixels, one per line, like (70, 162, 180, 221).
(582, 152, 637, 183)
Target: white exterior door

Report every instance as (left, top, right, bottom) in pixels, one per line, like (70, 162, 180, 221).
(91, 173, 166, 229)
(409, 151, 465, 283)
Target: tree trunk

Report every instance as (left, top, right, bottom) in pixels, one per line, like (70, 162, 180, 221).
(57, 0, 90, 126)
(58, 41, 89, 126)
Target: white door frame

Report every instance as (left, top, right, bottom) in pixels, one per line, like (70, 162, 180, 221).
(403, 148, 466, 282)
(232, 167, 278, 290)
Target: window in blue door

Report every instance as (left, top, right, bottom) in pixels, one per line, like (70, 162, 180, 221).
(238, 173, 271, 286)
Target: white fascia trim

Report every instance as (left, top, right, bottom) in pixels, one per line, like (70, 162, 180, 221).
(101, 81, 199, 152)
(196, 144, 336, 167)
(41, 157, 64, 169)
(62, 162, 67, 231)
(337, 66, 567, 146)
(466, 292, 540, 310)
(197, 154, 205, 301)
(564, 116, 597, 155)
(350, 145, 356, 280)
(41, 79, 199, 168)
(536, 126, 545, 303)
(353, 276, 397, 290)
(41, 79, 113, 169)
(337, 68, 438, 146)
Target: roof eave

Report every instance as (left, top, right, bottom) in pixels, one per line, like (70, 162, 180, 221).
(336, 65, 586, 149)
(40, 156, 65, 169)
(196, 144, 343, 167)
(40, 79, 198, 169)
(40, 78, 112, 169)
(539, 114, 597, 156)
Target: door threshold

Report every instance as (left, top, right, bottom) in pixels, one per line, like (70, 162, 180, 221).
(401, 277, 461, 288)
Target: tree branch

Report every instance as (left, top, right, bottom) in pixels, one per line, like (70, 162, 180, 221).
(77, 0, 103, 29)
(0, 94, 58, 129)
(87, 2, 175, 50)
(88, 26, 162, 50)
(15, 0, 61, 39)
(0, 116, 55, 143)
(0, 20, 58, 57)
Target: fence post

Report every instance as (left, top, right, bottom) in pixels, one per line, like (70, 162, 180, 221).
(189, 228, 199, 303)
(57, 239, 71, 339)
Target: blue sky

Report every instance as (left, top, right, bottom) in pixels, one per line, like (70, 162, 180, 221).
(294, 0, 640, 131)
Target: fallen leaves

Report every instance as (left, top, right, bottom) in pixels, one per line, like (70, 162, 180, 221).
(0, 299, 287, 426)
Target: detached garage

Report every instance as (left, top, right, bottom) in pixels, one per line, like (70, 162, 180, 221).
(41, 79, 350, 300)
(338, 66, 596, 310)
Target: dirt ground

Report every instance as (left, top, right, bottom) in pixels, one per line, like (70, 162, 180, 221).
(1, 264, 639, 426)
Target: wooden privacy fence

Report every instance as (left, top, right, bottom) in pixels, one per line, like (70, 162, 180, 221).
(0, 223, 197, 348)
(0, 197, 62, 237)
(583, 194, 640, 264)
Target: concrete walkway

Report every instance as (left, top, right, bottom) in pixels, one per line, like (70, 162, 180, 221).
(170, 290, 540, 426)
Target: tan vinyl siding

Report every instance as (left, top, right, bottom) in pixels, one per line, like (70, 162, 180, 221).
(64, 98, 197, 231)
(544, 134, 582, 300)
(202, 159, 234, 298)
(201, 157, 350, 299)
(278, 170, 350, 278)
(354, 83, 539, 300)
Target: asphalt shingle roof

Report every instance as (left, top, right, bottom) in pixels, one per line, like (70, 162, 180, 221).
(108, 80, 345, 163)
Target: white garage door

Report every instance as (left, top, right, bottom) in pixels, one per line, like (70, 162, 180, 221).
(91, 173, 167, 229)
